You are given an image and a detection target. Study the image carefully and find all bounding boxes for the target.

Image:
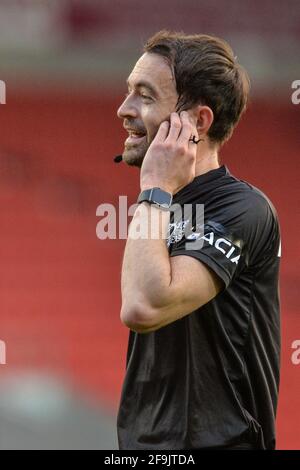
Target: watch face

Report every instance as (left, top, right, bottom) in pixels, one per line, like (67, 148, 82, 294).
(151, 188, 172, 208)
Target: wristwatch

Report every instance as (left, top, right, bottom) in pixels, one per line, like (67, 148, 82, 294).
(137, 187, 173, 210)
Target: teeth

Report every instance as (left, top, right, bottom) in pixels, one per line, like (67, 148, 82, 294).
(130, 132, 144, 137)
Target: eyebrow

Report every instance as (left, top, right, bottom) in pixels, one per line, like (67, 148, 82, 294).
(126, 78, 158, 98)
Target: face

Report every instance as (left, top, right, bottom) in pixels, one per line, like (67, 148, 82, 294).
(117, 52, 178, 167)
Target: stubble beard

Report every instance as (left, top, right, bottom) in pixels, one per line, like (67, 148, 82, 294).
(122, 136, 150, 168)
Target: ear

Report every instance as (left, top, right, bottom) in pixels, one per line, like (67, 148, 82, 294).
(188, 105, 214, 137)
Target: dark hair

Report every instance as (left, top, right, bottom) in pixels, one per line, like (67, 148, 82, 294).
(144, 30, 250, 145)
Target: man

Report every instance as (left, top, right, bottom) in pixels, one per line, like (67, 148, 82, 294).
(116, 30, 281, 450)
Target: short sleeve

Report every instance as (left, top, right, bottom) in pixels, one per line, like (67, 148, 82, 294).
(168, 190, 279, 290)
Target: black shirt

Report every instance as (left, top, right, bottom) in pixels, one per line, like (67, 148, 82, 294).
(117, 165, 281, 450)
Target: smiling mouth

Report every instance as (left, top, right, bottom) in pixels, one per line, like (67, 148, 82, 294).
(125, 130, 147, 144)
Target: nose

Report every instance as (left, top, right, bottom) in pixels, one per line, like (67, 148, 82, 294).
(117, 94, 138, 120)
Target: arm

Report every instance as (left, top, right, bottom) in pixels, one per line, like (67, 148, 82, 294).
(121, 201, 222, 333)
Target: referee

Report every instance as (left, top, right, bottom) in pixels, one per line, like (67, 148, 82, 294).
(116, 31, 281, 450)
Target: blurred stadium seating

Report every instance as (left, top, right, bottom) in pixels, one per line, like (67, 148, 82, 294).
(0, 0, 299, 449)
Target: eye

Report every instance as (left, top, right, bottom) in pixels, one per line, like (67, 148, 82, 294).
(141, 94, 153, 101)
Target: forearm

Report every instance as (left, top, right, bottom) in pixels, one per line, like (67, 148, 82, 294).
(121, 202, 172, 313)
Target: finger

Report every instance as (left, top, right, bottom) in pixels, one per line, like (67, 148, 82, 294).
(153, 120, 170, 143)
(178, 111, 197, 145)
(165, 112, 182, 142)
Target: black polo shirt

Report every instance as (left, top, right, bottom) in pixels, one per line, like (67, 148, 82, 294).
(117, 165, 281, 450)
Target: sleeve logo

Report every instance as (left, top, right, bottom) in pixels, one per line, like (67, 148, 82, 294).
(188, 231, 241, 264)
(168, 220, 242, 265)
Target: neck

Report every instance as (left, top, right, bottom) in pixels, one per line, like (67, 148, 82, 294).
(194, 144, 220, 177)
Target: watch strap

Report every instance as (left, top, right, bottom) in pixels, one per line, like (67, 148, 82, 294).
(137, 187, 173, 210)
